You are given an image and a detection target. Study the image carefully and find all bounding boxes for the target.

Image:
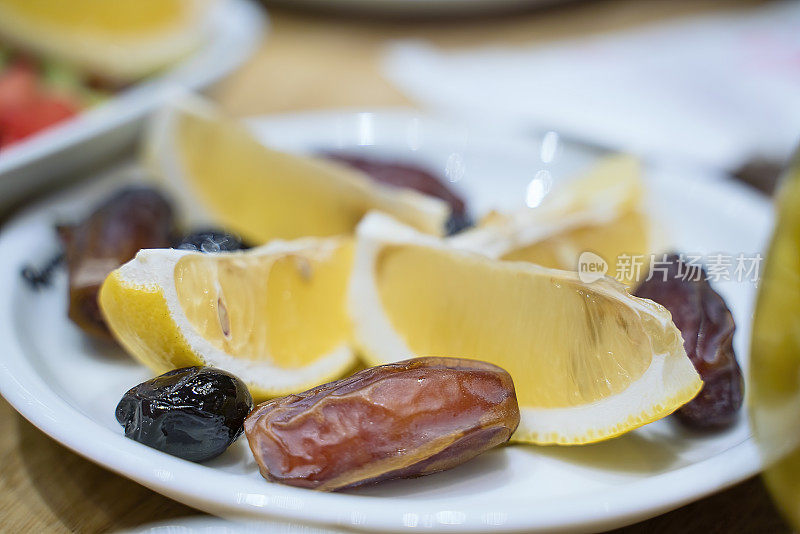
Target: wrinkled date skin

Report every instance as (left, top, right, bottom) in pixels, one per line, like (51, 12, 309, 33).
(324, 153, 473, 235)
(634, 254, 743, 428)
(59, 187, 174, 337)
(116, 366, 253, 462)
(245, 357, 520, 491)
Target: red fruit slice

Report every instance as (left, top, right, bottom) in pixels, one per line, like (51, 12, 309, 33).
(0, 94, 78, 147)
(0, 60, 37, 113)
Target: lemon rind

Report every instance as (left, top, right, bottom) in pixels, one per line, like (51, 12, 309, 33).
(511, 358, 701, 445)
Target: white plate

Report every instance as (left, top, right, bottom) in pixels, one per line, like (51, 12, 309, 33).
(270, 0, 568, 16)
(0, 111, 773, 533)
(0, 0, 265, 213)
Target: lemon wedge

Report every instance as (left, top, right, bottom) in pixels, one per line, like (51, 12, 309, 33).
(0, 0, 214, 81)
(99, 238, 356, 399)
(349, 212, 701, 444)
(144, 96, 450, 244)
(451, 154, 653, 286)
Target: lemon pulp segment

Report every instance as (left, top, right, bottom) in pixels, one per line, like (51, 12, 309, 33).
(544, 154, 643, 216)
(174, 242, 353, 369)
(374, 244, 664, 408)
(175, 114, 368, 243)
(501, 210, 650, 285)
(147, 96, 449, 241)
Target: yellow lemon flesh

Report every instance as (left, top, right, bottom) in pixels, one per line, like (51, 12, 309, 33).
(0, 0, 212, 81)
(452, 154, 653, 286)
(144, 96, 450, 245)
(350, 213, 701, 445)
(99, 238, 356, 400)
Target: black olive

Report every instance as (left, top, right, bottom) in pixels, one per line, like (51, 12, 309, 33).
(116, 367, 253, 462)
(445, 213, 474, 236)
(174, 229, 248, 253)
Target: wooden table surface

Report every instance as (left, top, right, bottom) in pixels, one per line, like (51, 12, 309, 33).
(0, 0, 793, 532)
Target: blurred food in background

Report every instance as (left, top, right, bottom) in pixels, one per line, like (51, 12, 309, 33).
(750, 151, 800, 527)
(0, 0, 217, 148)
(0, 49, 104, 148)
(0, 0, 214, 82)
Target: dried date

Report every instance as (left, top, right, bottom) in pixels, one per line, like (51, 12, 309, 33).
(59, 187, 174, 337)
(244, 357, 519, 491)
(634, 254, 743, 428)
(324, 153, 473, 235)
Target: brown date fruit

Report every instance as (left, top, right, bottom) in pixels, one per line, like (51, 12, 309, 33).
(323, 153, 473, 234)
(634, 254, 743, 429)
(59, 187, 174, 337)
(244, 357, 519, 491)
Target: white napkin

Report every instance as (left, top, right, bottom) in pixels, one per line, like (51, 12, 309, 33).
(383, 1, 800, 171)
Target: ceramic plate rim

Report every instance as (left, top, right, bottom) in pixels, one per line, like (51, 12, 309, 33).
(270, 0, 565, 15)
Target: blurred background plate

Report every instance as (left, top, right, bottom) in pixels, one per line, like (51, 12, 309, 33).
(0, 0, 266, 215)
(267, 0, 569, 16)
(0, 111, 771, 533)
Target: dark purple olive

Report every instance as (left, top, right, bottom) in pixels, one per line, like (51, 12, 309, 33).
(444, 212, 474, 235)
(174, 229, 248, 253)
(116, 367, 253, 462)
